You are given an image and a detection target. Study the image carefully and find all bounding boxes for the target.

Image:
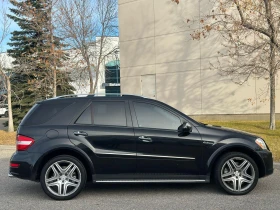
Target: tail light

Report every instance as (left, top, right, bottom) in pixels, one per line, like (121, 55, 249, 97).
(17, 135, 35, 151)
(10, 163, 20, 168)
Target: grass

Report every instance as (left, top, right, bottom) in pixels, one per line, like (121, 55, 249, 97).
(0, 130, 16, 145)
(202, 121, 280, 162)
(0, 121, 279, 161)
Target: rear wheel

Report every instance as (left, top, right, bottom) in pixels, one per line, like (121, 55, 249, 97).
(214, 152, 259, 195)
(4, 111, 8, 117)
(40, 155, 87, 200)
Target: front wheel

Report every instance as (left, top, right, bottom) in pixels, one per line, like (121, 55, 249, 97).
(214, 152, 259, 195)
(40, 155, 87, 200)
(4, 111, 8, 117)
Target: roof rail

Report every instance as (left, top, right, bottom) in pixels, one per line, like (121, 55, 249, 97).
(55, 94, 95, 99)
(122, 94, 144, 98)
(48, 93, 144, 100)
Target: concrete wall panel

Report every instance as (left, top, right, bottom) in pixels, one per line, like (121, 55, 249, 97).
(200, 33, 226, 59)
(120, 37, 155, 68)
(156, 59, 200, 74)
(256, 77, 280, 114)
(119, 0, 154, 41)
(121, 76, 141, 95)
(156, 71, 202, 114)
(121, 65, 156, 77)
(155, 32, 200, 64)
(201, 70, 256, 114)
(154, 0, 199, 36)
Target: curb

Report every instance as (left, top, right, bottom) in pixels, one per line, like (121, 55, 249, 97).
(0, 145, 15, 150)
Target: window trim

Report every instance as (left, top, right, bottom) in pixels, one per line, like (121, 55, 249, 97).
(74, 104, 93, 125)
(131, 101, 183, 131)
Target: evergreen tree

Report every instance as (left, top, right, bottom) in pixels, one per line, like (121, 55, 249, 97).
(8, 0, 74, 127)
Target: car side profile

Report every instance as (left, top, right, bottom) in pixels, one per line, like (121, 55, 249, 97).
(9, 95, 273, 200)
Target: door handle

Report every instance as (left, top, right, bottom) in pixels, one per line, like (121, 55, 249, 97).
(139, 136, 153, 143)
(203, 141, 214, 145)
(73, 131, 88, 137)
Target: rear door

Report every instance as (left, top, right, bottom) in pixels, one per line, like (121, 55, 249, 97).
(68, 100, 136, 176)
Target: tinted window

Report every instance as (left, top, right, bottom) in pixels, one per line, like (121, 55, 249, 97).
(133, 102, 181, 130)
(92, 102, 126, 126)
(22, 102, 71, 125)
(75, 106, 92, 125)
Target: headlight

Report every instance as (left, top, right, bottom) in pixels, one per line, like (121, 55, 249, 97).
(255, 138, 267, 150)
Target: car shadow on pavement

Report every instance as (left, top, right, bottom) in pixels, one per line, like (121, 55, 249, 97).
(83, 182, 222, 195)
(7, 182, 222, 200)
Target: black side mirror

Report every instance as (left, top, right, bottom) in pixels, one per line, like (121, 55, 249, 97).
(178, 122, 192, 136)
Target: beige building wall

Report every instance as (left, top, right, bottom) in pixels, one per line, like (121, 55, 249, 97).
(119, 0, 280, 116)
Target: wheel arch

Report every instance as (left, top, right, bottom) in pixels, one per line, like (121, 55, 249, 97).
(33, 146, 95, 182)
(208, 144, 266, 178)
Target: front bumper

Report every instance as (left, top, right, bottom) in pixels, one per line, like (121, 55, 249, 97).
(9, 151, 42, 181)
(257, 149, 274, 177)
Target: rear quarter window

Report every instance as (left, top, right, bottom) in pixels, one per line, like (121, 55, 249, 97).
(21, 102, 72, 125)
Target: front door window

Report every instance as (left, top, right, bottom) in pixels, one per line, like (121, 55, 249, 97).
(133, 102, 181, 130)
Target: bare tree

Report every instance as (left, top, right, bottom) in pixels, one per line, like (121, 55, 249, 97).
(173, 0, 280, 130)
(48, 0, 68, 97)
(56, 0, 118, 94)
(0, 0, 13, 132)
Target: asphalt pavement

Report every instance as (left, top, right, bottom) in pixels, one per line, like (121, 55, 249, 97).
(0, 151, 280, 210)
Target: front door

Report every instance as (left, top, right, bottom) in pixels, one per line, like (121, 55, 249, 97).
(68, 100, 136, 176)
(131, 101, 203, 175)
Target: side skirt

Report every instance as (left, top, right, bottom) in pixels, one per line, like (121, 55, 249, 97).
(92, 174, 210, 183)
(95, 179, 208, 183)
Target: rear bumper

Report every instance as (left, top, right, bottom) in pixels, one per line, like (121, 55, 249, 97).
(9, 151, 42, 181)
(257, 150, 274, 177)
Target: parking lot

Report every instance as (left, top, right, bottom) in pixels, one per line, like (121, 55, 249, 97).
(0, 150, 280, 210)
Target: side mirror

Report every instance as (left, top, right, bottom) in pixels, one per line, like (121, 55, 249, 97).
(178, 122, 192, 136)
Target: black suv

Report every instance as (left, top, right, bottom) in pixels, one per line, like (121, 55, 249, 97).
(9, 95, 273, 200)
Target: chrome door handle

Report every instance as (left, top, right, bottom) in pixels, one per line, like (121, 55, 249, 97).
(139, 136, 153, 143)
(203, 141, 214, 145)
(73, 131, 88, 137)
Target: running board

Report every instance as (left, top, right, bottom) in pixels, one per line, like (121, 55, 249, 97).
(95, 179, 208, 183)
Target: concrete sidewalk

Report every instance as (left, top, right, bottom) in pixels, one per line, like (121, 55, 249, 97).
(0, 145, 15, 158)
(0, 145, 279, 169)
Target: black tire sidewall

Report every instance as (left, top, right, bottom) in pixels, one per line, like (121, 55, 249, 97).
(215, 152, 259, 195)
(40, 155, 87, 200)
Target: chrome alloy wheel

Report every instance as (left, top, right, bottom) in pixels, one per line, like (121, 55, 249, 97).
(45, 160, 81, 197)
(221, 157, 255, 192)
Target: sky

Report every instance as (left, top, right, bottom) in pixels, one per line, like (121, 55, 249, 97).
(0, 0, 20, 52)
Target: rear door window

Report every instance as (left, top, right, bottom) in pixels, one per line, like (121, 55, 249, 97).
(92, 102, 127, 126)
(75, 101, 127, 127)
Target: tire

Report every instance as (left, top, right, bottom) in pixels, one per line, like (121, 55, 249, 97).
(40, 155, 87, 200)
(214, 152, 259, 195)
(4, 111, 8, 117)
